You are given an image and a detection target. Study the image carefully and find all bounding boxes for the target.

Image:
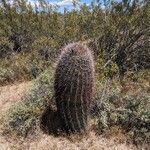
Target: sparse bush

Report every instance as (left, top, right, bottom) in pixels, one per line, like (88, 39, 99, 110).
(31, 36, 60, 62)
(93, 79, 150, 145)
(0, 50, 56, 85)
(0, 37, 13, 58)
(0, 67, 16, 85)
(2, 67, 54, 137)
(96, 57, 119, 80)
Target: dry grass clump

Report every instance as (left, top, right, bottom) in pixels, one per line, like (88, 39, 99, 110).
(0, 129, 137, 150)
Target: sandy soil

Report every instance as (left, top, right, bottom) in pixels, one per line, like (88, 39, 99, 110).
(0, 82, 138, 150)
(0, 82, 32, 113)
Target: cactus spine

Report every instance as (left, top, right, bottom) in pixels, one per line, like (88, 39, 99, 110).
(54, 42, 95, 133)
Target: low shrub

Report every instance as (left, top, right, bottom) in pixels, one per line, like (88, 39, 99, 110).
(93, 79, 150, 145)
(0, 67, 16, 85)
(2, 67, 54, 137)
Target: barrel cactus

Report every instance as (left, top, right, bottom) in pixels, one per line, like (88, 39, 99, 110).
(54, 42, 95, 133)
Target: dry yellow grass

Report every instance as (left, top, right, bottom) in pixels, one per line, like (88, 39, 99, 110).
(0, 130, 137, 150)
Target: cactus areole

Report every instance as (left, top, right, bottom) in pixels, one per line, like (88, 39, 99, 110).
(54, 42, 95, 133)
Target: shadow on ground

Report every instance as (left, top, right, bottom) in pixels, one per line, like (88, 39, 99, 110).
(40, 106, 63, 136)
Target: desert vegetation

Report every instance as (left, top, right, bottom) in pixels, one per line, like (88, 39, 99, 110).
(0, 0, 149, 149)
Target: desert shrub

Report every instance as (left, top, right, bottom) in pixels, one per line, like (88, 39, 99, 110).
(0, 56, 32, 85)
(2, 67, 54, 137)
(93, 79, 150, 145)
(0, 49, 56, 85)
(31, 36, 60, 62)
(0, 37, 13, 58)
(0, 67, 16, 85)
(0, 0, 149, 84)
(96, 57, 119, 80)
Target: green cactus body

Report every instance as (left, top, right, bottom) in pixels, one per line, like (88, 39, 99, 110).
(54, 42, 95, 133)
